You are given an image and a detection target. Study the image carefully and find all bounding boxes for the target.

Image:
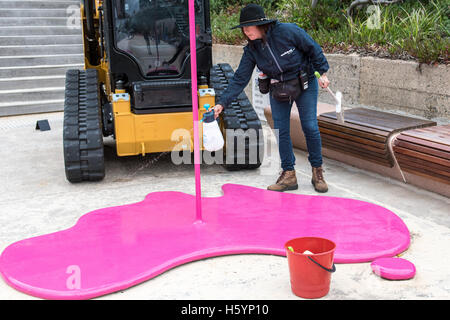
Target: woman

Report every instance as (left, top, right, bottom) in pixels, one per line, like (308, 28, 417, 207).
(213, 3, 330, 193)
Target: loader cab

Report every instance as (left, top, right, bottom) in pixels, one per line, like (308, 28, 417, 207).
(102, 0, 213, 113)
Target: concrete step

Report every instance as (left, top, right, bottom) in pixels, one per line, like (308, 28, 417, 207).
(0, 26, 81, 36)
(0, 87, 64, 103)
(0, 54, 83, 67)
(0, 8, 73, 17)
(0, 44, 83, 56)
(0, 16, 80, 26)
(0, 35, 82, 46)
(0, 99, 63, 116)
(0, 75, 65, 90)
(0, 1, 83, 116)
(0, 64, 83, 78)
(0, 1, 80, 9)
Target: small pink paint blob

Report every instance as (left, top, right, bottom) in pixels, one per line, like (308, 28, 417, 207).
(371, 257, 416, 280)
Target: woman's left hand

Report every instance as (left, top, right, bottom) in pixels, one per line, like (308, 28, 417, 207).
(318, 73, 330, 89)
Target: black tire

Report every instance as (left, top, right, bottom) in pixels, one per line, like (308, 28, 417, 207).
(210, 63, 264, 171)
(63, 69, 105, 182)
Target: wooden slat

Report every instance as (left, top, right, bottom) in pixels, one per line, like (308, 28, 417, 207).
(400, 125, 450, 146)
(400, 162, 450, 179)
(396, 134, 450, 153)
(320, 108, 436, 132)
(322, 141, 392, 167)
(321, 132, 388, 155)
(320, 113, 393, 132)
(319, 127, 387, 149)
(322, 138, 389, 158)
(317, 117, 389, 138)
(396, 154, 450, 177)
(399, 163, 450, 184)
(393, 146, 450, 167)
(318, 120, 387, 143)
(394, 140, 450, 160)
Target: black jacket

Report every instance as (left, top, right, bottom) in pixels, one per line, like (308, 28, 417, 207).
(217, 20, 329, 107)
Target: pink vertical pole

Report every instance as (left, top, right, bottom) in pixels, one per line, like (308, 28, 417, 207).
(188, 0, 203, 223)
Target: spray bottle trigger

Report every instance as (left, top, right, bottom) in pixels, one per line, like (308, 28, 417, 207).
(201, 104, 211, 122)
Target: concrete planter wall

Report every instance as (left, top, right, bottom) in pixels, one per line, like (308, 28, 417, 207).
(212, 44, 449, 123)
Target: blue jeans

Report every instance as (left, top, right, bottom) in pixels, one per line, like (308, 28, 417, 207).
(269, 76, 323, 171)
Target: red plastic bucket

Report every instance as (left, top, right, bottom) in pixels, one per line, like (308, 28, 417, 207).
(285, 237, 336, 299)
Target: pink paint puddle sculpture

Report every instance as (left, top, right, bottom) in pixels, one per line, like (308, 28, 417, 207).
(0, 184, 410, 299)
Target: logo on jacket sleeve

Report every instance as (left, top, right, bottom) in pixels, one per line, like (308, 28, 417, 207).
(280, 48, 295, 57)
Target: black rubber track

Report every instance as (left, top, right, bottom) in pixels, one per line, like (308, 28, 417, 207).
(63, 69, 105, 182)
(210, 63, 264, 171)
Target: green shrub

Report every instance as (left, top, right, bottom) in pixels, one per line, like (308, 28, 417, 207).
(277, 0, 347, 31)
(210, 0, 449, 63)
(211, 8, 244, 45)
(341, 0, 449, 63)
(210, 0, 281, 14)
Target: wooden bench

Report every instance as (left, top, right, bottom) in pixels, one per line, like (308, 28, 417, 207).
(264, 105, 449, 197)
(317, 108, 437, 168)
(393, 125, 450, 185)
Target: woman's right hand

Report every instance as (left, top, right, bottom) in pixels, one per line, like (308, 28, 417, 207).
(318, 73, 330, 89)
(213, 104, 223, 119)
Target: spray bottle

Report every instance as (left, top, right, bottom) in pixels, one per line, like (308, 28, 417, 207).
(315, 71, 344, 123)
(201, 104, 224, 152)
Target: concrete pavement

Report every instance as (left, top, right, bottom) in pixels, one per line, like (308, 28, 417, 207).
(0, 111, 449, 300)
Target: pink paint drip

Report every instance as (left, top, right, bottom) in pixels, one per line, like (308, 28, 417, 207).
(189, 0, 203, 223)
(0, 184, 411, 299)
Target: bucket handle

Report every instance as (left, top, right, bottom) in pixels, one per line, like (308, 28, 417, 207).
(308, 256, 336, 273)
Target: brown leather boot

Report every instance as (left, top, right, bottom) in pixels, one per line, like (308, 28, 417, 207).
(311, 166, 328, 193)
(267, 170, 298, 192)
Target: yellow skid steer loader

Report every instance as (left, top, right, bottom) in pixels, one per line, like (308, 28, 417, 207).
(63, 0, 263, 182)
